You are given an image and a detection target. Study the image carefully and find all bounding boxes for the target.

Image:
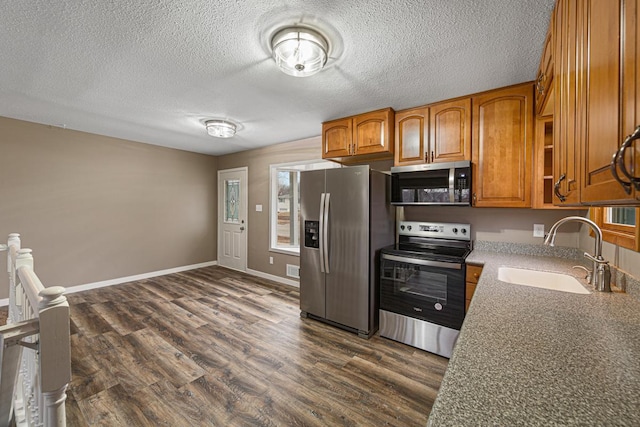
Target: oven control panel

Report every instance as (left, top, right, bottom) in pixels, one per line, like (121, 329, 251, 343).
(397, 221, 471, 240)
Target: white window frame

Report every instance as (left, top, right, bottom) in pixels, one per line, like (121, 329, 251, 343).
(269, 160, 340, 255)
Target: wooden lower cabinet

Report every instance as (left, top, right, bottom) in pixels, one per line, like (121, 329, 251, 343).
(465, 263, 483, 312)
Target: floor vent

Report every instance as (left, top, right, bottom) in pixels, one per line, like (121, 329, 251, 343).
(286, 264, 300, 279)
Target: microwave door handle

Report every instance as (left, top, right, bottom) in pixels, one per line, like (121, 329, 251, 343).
(448, 167, 455, 204)
(323, 193, 331, 274)
(319, 193, 326, 273)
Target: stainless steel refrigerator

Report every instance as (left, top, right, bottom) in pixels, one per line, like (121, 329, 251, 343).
(299, 165, 395, 338)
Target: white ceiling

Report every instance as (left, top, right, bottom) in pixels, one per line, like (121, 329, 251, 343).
(0, 0, 555, 156)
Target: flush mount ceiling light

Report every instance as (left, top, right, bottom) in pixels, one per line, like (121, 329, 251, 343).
(205, 120, 236, 138)
(271, 26, 329, 77)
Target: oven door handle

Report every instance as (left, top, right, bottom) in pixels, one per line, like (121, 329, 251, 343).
(381, 253, 462, 270)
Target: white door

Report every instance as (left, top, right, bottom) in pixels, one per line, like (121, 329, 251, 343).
(218, 167, 248, 271)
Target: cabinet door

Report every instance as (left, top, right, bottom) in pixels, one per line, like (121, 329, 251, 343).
(553, 0, 581, 205)
(430, 98, 471, 163)
(580, 0, 635, 203)
(535, 12, 555, 117)
(322, 117, 352, 159)
(394, 107, 428, 165)
(616, 0, 640, 200)
(472, 83, 533, 208)
(353, 109, 394, 156)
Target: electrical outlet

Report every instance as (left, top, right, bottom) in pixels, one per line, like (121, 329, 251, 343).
(269, 256, 274, 264)
(533, 224, 545, 238)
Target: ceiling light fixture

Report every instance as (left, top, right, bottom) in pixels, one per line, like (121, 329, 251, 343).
(205, 120, 236, 138)
(271, 26, 329, 77)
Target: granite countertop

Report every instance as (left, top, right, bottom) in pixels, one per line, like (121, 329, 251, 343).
(427, 249, 640, 427)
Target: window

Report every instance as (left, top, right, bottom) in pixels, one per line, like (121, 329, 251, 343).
(591, 207, 640, 251)
(269, 160, 339, 254)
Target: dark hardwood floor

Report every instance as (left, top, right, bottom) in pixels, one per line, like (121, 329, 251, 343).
(55, 266, 447, 426)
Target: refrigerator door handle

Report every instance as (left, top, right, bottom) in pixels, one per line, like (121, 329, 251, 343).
(323, 192, 331, 274)
(319, 193, 326, 273)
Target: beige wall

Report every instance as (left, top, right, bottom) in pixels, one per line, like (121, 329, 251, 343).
(217, 136, 322, 279)
(0, 116, 218, 298)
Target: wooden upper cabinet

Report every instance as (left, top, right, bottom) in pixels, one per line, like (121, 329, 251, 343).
(322, 117, 352, 158)
(353, 109, 394, 156)
(552, 0, 581, 205)
(536, 10, 555, 117)
(394, 99, 470, 166)
(430, 98, 471, 163)
(322, 108, 394, 162)
(472, 83, 534, 208)
(580, 0, 637, 204)
(394, 107, 428, 165)
(552, 0, 640, 205)
(620, 0, 640, 201)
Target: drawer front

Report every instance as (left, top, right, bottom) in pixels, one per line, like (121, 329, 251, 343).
(466, 264, 483, 284)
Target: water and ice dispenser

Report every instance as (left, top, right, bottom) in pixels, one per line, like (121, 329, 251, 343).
(304, 221, 320, 248)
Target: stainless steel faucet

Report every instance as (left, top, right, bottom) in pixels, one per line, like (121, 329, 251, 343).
(543, 216, 611, 292)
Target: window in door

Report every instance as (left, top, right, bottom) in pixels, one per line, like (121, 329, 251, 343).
(591, 207, 640, 251)
(224, 179, 241, 223)
(269, 160, 339, 255)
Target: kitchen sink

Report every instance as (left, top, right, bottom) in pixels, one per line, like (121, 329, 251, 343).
(497, 267, 591, 294)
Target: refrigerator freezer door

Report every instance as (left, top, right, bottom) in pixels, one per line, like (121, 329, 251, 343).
(300, 169, 326, 318)
(325, 166, 370, 332)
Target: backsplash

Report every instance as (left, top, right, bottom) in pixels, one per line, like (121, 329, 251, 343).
(402, 206, 587, 246)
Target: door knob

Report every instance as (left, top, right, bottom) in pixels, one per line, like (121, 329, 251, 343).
(240, 226, 245, 231)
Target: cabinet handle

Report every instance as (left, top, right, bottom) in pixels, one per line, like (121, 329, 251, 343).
(554, 174, 568, 202)
(611, 143, 632, 194)
(431, 151, 434, 162)
(611, 125, 640, 193)
(472, 193, 477, 205)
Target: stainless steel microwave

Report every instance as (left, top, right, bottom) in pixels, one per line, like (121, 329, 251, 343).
(390, 161, 471, 206)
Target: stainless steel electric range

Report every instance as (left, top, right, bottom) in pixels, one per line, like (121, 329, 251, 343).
(379, 221, 472, 358)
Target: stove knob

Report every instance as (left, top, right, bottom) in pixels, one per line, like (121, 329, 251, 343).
(452, 228, 458, 234)
(407, 225, 412, 231)
(400, 225, 405, 230)
(461, 228, 467, 234)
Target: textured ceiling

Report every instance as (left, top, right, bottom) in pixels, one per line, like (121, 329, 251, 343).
(0, 0, 555, 156)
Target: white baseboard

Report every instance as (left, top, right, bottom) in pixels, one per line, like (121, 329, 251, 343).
(63, 260, 218, 295)
(246, 268, 300, 288)
(0, 261, 298, 308)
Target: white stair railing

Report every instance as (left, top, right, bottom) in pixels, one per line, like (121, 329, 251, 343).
(0, 234, 71, 427)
